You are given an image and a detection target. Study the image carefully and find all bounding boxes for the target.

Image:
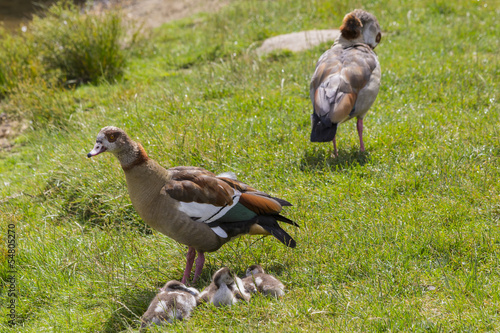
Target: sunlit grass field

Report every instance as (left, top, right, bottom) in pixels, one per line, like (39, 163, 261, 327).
(0, 0, 499, 331)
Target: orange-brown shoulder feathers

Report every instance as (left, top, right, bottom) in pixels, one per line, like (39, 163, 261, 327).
(239, 193, 282, 215)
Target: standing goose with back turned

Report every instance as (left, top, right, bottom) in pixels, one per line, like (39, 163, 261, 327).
(310, 9, 382, 156)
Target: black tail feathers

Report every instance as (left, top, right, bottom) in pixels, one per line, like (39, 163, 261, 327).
(259, 216, 297, 248)
(213, 215, 298, 248)
(275, 214, 300, 228)
(310, 113, 338, 142)
(262, 224, 296, 248)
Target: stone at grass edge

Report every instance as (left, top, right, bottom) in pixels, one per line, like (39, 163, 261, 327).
(256, 29, 340, 55)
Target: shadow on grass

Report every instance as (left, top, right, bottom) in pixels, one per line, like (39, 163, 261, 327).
(300, 147, 371, 172)
(102, 288, 156, 332)
(264, 262, 287, 276)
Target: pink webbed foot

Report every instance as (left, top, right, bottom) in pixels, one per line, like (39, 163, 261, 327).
(192, 251, 205, 284)
(181, 247, 196, 284)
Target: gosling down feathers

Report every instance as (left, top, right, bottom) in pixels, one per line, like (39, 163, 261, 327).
(242, 264, 285, 298)
(199, 267, 251, 307)
(140, 280, 199, 328)
(310, 9, 382, 156)
(87, 126, 299, 283)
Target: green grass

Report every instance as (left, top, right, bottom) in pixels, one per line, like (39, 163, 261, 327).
(0, 0, 135, 106)
(1, 0, 499, 331)
(0, 27, 39, 98)
(29, 1, 130, 86)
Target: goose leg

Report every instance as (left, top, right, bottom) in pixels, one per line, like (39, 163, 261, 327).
(181, 246, 196, 284)
(192, 251, 205, 283)
(357, 118, 365, 152)
(332, 137, 338, 157)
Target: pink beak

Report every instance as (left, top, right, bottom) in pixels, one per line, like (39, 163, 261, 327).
(87, 142, 106, 158)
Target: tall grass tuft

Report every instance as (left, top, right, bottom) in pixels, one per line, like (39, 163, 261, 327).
(30, 0, 128, 85)
(0, 0, 138, 127)
(0, 28, 40, 98)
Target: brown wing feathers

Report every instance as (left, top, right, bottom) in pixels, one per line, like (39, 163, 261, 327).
(163, 169, 293, 211)
(217, 177, 257, 192)
(162, 171, 235, 206)
(219, 177, 292, 207)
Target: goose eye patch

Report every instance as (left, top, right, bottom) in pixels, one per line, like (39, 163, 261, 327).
(376, 33, 381, 43)
(108, 133, 118, 142)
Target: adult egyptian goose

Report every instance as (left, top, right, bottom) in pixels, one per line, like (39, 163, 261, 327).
(140, 280, 199, 328)
(310, 9, 382, 156)
(198, 267, 251, 307)
(87, 126, 298, 284)
(241, 264, 285, 298)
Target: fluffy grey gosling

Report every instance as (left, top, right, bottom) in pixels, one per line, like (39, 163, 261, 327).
(140, 280, 199, 328)
(87, 127, 299, 284)
(242, 264, 285, 298)
(310, 9, 382, 156)
(199, 267, 251, 307)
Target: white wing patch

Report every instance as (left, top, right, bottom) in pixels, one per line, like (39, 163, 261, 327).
(176, 190, 241, 239)
(211, 226, 228, 238)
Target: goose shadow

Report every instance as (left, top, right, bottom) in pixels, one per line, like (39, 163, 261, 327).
(300, 147, 371, 171)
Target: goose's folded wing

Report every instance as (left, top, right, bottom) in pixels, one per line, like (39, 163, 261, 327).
(163, 168, 235, 206)
(161, 168, 296, 240)
(218, 177, 292, 207)
(161, 170, 240, 234)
